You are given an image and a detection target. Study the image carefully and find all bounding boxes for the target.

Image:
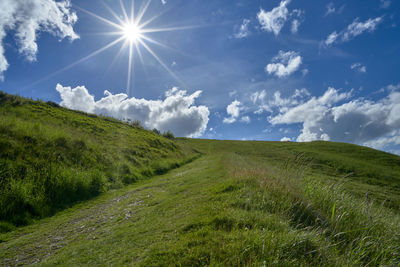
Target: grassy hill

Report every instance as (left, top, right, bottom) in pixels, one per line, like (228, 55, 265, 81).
(0, 92, 400, 266)
(0, 91, 197, 230)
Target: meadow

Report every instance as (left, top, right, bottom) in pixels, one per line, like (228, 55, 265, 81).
(0, 91, 196, 230)
(0, 92, 399, 266)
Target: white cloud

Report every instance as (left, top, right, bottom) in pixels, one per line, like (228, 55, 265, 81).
(269, 87, 351, 126)
(325, 31, 339, 46)
(56, 84, 210, 137)
(251, 90, 270, 114)
(363, 130, 400, 149)
(290, 9, 303, 34)
(0, 0, 78, 80)
(267, 86, 400, 151)
(161, 0, 167, 5)
(325, 2, 345, 16)
(324, 17, 383, 46)
(325, 2, 336, 16)
(257, 0, 291, 36)
(56, 84, 95, 113)
(280, 137, 292, 141)
(234, 19, 251, 39)
(250, 90, 267, 104)
(257, 1, 304, 36)
(291, 19, 300, 34)
(387, 83, 400, 91)
(380, 0, 391, 9)
(343, 17, 383, 41)
(223, 100, 242, 124)
(266, 50, 302, 78)
(240, 116, 251, 123)
(351, 63, 366, 73)
(252, 88, 310, 114)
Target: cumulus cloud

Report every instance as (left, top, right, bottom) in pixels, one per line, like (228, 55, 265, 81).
(0, 0, 78, 80)
(280, 137, 292, 141)
(257, 0, 291, 36)
(324, 17, 383, 46)
(269, 87, 351, 128)
(257, 1, 304, 36)
(252, 88, 310, 114)
(351, 63, 366, 73)
(234, 19, 251, 39)
(266, 50, 302, 78)
(223, 100, 242, 124)
(266, 86, 400, 151)
(56, 84, 210, 137)
(161, 0, 167, 5)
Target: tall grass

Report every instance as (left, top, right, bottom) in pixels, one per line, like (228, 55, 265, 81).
(152, 142, 399, 265)
(222, 153, 400, 265)
(0, 91, 196, 229)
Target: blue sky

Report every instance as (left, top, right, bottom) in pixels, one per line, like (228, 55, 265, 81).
(1, 0, 400, 154)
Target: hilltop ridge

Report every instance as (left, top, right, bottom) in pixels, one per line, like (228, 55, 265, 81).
(0, 92, 399, 266)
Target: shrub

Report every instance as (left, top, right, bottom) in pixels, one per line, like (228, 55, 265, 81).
(0, 221, 16, 233)
(130, 120, 142, 128)
(46, 101, 59, 108)
(89, 171, 106, 196)
(162, 130, 174, 139)
(152, 128, 161, 135)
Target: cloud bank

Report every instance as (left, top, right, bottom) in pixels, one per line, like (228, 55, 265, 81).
(260, 86, 400, 151)
(0, 0, 78, 80)
(56, 84, 210, 137)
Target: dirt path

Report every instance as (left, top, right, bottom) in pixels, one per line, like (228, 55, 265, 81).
(0, 154, 225, 266)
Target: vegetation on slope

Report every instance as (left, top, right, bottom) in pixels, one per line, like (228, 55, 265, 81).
(1, 138, 399, 266)
(0, 91, 196, 230)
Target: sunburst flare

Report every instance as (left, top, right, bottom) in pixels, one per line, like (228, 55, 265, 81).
(31, 0, 200, 94)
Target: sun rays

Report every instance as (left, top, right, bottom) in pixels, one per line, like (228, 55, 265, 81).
(31, 0, 198, 94)
(77, 0, 184, 95)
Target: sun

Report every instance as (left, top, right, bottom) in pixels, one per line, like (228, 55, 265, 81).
(122, 22, 142, 43)
(54, 1, 198, 96)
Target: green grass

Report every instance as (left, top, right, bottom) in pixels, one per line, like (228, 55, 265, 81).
(0, 91, 197, 228)
(1, 92, 399, 266)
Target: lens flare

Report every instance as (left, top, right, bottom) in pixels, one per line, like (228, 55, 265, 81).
(30, 0, 201, 94)
(122, 22, 142, 43)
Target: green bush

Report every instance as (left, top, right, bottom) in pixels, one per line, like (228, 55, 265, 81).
(162, 130, 174, 139)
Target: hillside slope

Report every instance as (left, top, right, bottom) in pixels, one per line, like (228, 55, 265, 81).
(1, 138, 399, 266)
(0, 92, 196, 229)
